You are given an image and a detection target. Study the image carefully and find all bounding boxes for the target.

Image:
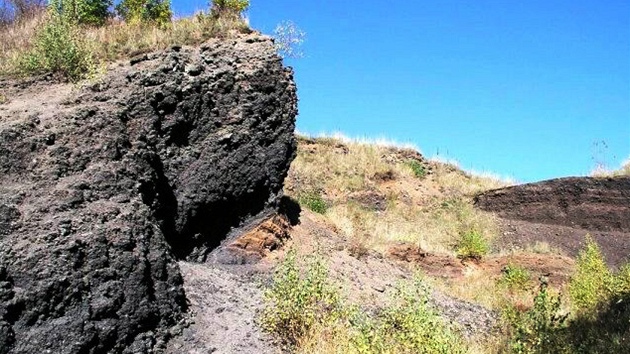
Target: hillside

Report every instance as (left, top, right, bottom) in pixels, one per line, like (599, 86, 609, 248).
(253, 136, 630, 353)
(1, 3, 628, 353)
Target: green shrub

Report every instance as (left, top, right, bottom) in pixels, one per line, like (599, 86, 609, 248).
(116, 0, 172, 27)
(503, 281, 568, 354)
(351, 279, 466, 354)
(18, 12, 95, 81)
(406, 160, 427, 179)
(49, 0, 112, 26)
(499, 263, 532, 291)
(297, 190, 328, 214)
(259, 249, 342, 346)
(569, 236, 613, 314)
(455, 229, 489, 261)
(210, 0, 249, 18)
(261, 256, 465, 353)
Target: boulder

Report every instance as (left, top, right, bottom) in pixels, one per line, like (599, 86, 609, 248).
(0, 33, 297, 353)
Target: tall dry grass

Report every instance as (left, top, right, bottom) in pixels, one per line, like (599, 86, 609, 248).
(591, 157, 630, 177)
(0, 9, 45, 74)
(0, 9, 249, 78)
(286, 135, 508, 255)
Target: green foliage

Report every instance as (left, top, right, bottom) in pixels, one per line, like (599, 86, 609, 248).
(405, 159, 427, 178)
(210, 0, 249, 18)
(503, 281, 569, 354)
(116, 0, 172, 27)
(569, 236, 613, 313)
(259, 250, 342, 346)
(0, 93, 6, 104)
(351, 278, 465, 354)
(499, 263, 532, 291)
(502, 238, 630, 354)
(261, 255, 465, 353)
(49, 0, 112, 26)
(18, 12, 95, 81)
(297, 190, 328, 214)
(455, 229, 489, 260)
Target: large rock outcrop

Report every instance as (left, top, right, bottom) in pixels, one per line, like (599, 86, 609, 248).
(474, 176, 630, 232)
(0, 33, 297, 353)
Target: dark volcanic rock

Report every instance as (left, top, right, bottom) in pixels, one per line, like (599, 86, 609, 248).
(0, 33, 297, 353)
(474, 177, 630, 232)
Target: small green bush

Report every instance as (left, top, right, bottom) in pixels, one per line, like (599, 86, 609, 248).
(406, 160, 427, 179)
(116, 0, 172, 27)
(261, 256, 465, 353)
(503, 281, 568, 354)
(18, 12, 96, 81)
(49, 0, 112, 26)
(297, 190, 328, 214)
(455, 229, 489, 261)
(569, 236, 613, 314)
(210, 0, 249, 18)
(259, 249, 342, 346)
(351, 279, 466, 354)
(499, 263, 532, 291)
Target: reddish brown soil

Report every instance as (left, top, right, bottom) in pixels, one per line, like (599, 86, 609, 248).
(475, 176, 630, 266)
(388, 243, 574, 287)
(225, 214, 291, 262)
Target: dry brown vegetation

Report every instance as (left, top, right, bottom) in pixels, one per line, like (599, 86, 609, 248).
(0, 8, 249, 79)
(285, 135, 508, 256)
(277, 135, 605, 353)
(591, 157, 630, 177)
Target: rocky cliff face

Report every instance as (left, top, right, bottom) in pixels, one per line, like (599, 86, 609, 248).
(0, 33, 297, 353)
(474, 176, 630, 232)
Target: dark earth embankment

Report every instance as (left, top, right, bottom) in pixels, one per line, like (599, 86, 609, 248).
(0, 33, 297, 353)
(475, 176, 630, 266)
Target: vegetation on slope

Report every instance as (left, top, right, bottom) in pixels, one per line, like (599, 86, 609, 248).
(260, 250, 466, 354)
(262, 136, 630, 354)
(0, 0, 250, 81)
(285, 135, 505, 256)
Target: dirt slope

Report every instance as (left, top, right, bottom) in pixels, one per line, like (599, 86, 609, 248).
(475, 176, 630, 266)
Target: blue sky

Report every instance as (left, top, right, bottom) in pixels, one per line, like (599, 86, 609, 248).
(173, 1, 629, 182)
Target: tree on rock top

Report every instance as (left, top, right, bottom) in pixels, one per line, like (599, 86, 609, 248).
(210, 0, 249, 18)
(116, 0, 172, 27)
(49, 0, 112, 25)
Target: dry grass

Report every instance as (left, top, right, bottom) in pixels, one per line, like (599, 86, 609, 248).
(0, 10, 45, 74)
(84, 14, 249, 62)
(286, 135, 508, 256)
(591, 157, 630, 177)
(0, 10, 249, 78)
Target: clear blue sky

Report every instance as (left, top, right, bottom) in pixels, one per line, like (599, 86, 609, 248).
(173, 1, 630, 182)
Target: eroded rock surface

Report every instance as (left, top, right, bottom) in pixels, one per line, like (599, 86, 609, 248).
(0, 33, 297, 353)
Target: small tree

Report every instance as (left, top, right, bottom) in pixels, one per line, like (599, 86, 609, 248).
(48, 0, 112, 26)
(116, 0, 172, 27)
(210, 0, 249, 18)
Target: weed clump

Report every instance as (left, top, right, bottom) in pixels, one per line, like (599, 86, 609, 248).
(405, 159, 427, 179)
(261, 254, 466, 353)
(569, 236, 613, 313)
(503, 280, 568, 354)
(499, 263, 532, 291)
(502, 237, 630, 353)
(297, 190, 328, 214)
(455, 229, 489, 261)
(18, 12, 95, 81)
(259, 249, 342, 346)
